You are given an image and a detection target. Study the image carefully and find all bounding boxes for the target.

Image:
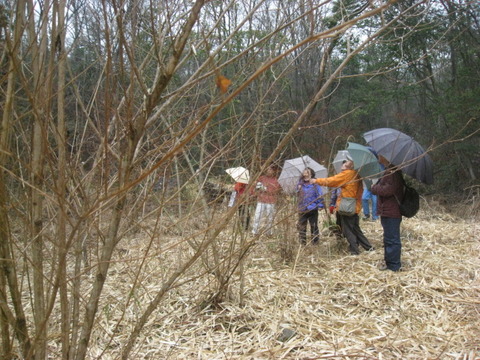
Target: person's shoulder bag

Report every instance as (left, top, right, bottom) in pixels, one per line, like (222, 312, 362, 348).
(337, 196, 356, 216)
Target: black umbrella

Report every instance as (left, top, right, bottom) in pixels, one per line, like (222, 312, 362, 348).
(363, 128, 433, 185)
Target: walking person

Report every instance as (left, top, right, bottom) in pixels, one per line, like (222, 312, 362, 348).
(297, 168, 324, 245)
(252, 165, 282, 236)
(310, 160, 373, 255)
(371, 156, 404, 271)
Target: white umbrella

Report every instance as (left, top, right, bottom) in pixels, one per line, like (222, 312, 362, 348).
(225, 167, 250, 184)
(278, 155, 327, 194)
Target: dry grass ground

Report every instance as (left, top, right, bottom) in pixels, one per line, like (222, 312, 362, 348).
(82, 196, 479, 359)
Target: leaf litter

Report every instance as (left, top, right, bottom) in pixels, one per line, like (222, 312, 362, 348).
(75, 199, 480, 359)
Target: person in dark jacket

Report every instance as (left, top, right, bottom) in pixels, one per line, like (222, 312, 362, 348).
(371, 156, 404, 271)
(297, 168, 324, 245)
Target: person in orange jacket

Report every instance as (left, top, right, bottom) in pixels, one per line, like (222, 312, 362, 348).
(310, 160, 373, 255)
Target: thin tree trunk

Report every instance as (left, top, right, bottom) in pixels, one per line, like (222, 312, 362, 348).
(74, 194, 127, 359)
(0, 260, 10, 359)
(71, 231, 87, 360)
(27, 0, 52, 355)
(30, 117, 46, 360)
(0, 15, 15, 359)
(0, 0, 33, 357)
(74, 149, 133, 360)
(54, 0, 70, 357)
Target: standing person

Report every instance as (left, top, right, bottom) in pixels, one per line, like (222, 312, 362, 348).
(371, 156, 404, 272)
(228, 181, 251, 230)
(252, 165, 282, 236)
(297, 168, 324, 245)
(362, 179, 378, 221)
(310, 160, 373, 255)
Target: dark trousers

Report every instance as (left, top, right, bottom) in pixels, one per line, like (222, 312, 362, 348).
(381, 217, 402, 271)
(340, 214, 372, 254)
(298, 209, 319, 244)
(333, 213, 343, 238)
(237, 204, 250, 230)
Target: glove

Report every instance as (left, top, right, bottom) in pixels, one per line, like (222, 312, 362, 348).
(329, 205, 335, 214)
(256, 182, 265, 191)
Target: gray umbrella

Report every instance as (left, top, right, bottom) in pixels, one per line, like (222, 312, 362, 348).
(346, 142, 384, 179)
(278, 155, 327, 194)
(363, 128, 433, 185)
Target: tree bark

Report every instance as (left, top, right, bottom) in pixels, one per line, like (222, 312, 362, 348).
(54, 0, 70, 357)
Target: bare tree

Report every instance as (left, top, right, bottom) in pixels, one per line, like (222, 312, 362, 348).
(1, 0, 472, 358)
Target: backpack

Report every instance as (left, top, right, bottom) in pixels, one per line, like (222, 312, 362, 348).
(395, 176, 420, 218)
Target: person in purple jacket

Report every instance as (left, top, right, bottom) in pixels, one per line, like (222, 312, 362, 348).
(297, 167, 324, 245)
(371, 156, 405, 271)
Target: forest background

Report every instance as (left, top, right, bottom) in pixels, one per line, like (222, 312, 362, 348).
(0, 0, 479, 359)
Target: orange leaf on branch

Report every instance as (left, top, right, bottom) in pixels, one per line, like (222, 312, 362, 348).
(216, 75, 231, 94)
